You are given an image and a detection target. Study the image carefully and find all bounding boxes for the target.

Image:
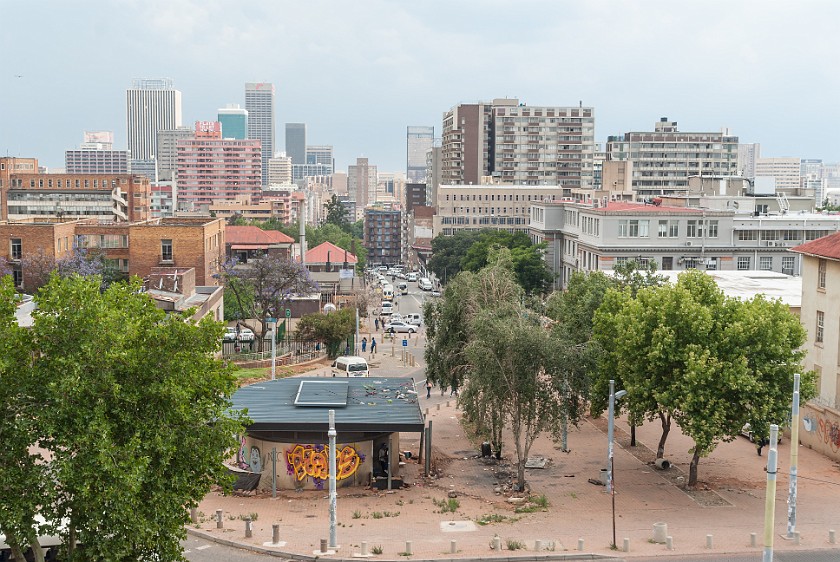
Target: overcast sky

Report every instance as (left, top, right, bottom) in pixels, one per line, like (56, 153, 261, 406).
(2, 1, 839, 173)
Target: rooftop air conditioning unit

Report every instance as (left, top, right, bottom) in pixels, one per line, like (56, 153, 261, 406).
(685, 241, 693, 247)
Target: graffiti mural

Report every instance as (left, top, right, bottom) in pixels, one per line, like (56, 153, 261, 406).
(236, 435, 250, 470)
(817, 418, 840, 453)
(250, 446, 262, 473)
(286, 444, 364, 484)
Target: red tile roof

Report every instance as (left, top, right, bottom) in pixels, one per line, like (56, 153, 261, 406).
(601, 201, 706, 214)
(790, 231, 840, 260)
(306, 241, 357, 264)
(226, 225, 294, 245)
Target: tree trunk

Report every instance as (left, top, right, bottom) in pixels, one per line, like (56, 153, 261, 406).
(30, 540, 45, 562)
(688, 448, 701, 488)
(68, 524, 77, 556)
(630, 423, 636, 447)
(10, 543, 25, 562)
(656, 413, 671, 459)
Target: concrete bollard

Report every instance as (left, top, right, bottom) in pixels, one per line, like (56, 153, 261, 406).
(577, 538, 584, 551)
(245, 517, 252, 538)
(320, 539, 328, 554)
(190, 508, 198, 523)
(750, 532, 757, 547)
(272, 524, 280, 544)
(666, 536, 673, 550)
(830, 529, 836, 544)
(450, 539, 457, 554)
(425, 408, 429, 416)
(216, 509, 223, 529)
(446, 401, 450, 408)
(706, 534, 713, 549)
(794, 531, 800, 545)
(622, 538, 630, 552)
(534, 540, 542, 551)
(405, 540, 412, 555)
(361, 541, 369, 556)
(436, 403, 440, 411)
(492, 536, 501, 551)
(653, 522, 668, 543)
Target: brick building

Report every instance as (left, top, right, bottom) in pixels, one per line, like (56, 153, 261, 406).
(0, 217, 224, 292)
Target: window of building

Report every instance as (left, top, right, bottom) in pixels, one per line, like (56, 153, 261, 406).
(759, 256, 773, 270)
(818, 258, 826, 290)
(661, 256, 673, 270)
(12, 268, 23, 288)
(782, 256, 795, 275)
(707, 220, 718, 238)
(737, 256, 751, 270)
(161, 239, 173, 261)
(738, 230, 758, 241)
(10, 238, 22, 260)
(816, 310, 824, 344)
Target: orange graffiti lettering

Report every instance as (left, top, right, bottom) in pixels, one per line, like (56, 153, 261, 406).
(287, 444, 362, 481)
(817, 419, 840, 453)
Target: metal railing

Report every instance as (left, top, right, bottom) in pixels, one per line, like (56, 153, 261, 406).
(222, 338, 324, 365)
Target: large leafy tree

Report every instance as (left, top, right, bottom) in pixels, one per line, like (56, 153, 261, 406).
(0, 274, 245, 561)
(295, 307, 356, 358)
(426, 230, 483, 283)
(217, 254, 318, 344)
(324, 194, 349, 227)
(15, 247, 122, 293)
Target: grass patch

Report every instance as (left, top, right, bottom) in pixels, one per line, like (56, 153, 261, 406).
(371, 511, 384, 519)
(475, 513, 520, 526)
(532, 494, 549, 508)
(506, 539, 526, 551)
(232, 366, 270, 379)
(371, 545, 384, 555)
(352, 510, 362, 519)
(237, 512, 258, 521)
(432, 497, 460, 513)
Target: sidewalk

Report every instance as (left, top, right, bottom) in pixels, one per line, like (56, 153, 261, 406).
(191, 338, 840, 560)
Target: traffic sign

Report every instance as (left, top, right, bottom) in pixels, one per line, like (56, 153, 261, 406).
(285, 308, 292, 318)
(402, 338, 408, 347)
(265, 317, 277, 324)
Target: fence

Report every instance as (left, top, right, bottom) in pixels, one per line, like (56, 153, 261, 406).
(222, 338, 323, 365)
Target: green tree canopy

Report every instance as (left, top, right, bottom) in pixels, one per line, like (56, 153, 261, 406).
(0, 274, 245, 561)
(324, 194, 349, 227)
(295, 307, 356, 358)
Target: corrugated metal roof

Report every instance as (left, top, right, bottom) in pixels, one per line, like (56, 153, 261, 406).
(790, 231, 840, 260)
(232, 377, 424, 432)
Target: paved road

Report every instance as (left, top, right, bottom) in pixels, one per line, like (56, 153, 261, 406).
(624, 551, 840, 562)
(183, 534, 283, 561)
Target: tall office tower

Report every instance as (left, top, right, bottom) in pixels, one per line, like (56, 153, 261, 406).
(126, 78, 182, 165)
(306, 145, 334, 171)
(738, 143, 760, 178)
(245, 82, 276, 186)
(65, 131, 130, 174)
(755, 157, 802, 195)
(605, 117, 738, 198)
(285, 123, 307, 165)
(348, 157, 378, 211)
(425, 145, 441, 208)
(176, 121, 262, 212)
(406, 126, 434, 182)
(155, 127, 194, 181)
(268, 152, 293, 185)
(441, 99, 595, 188)
(217, 104, 248, 139)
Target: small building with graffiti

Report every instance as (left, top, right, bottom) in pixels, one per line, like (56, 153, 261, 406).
(230, 377, 424, 491)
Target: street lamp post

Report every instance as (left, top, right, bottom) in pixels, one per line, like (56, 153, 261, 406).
(607, 379, 627, 548)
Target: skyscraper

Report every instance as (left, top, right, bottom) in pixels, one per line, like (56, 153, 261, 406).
(218, 104, 248, 139)
(126, 78, 182, 164)
(348, 157, 378, 213)
(285, 123, 307, 165)
(245, 82, 276, 186)
(406, 126, 434, 183)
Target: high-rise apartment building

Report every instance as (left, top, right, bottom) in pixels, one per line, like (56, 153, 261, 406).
(155, 127, 194, 182)
(425, 145, 442, 209)
(268, 152, 293, 186)
(364, 206, 401, 266)
(605, 117, 739, 198)
(407, 126, 434, 183)
(176, 121, 262, 212)
(285, 123, 307, 165)
(217, 104, 248, 140)
(245, 82, 276, 186)
(348, 157, 378, 213)
(65, 131, 130, 175)
(306, 145, 334, 171)
(738, 143, 760, 178)
(126, 78, 182, 164)
(755, 157, 802, 194)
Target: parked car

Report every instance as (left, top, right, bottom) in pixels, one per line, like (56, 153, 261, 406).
(740, 423, 782, 444)
(385, 320, 417, 334)
(380, 301, 394, 315)
(418, 277, 433, 291)
(430, 290, 441, 297)
(403, 313, 422, 326)
(224, 326, 255, 342)
(331, 356, 370, 377)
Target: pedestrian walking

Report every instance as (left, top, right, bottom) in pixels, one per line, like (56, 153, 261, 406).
(375, 317, 380, 331)
(370, 337, 377, 356)
(378, 443, 389, 475)
(426, 380, 432, 399)
(756, 436, 768, 456)
(345, 343, 351, 356)
(450, 380, 459, 397)
(361, 337, 367, 353)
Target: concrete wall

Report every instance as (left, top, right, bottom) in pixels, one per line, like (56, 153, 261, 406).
(800, 403, 840, 463)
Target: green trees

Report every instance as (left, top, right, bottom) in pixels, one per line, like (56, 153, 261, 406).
(295, 307, 356, 358)
(593, 269, 814, 486)
(0, 274, 245, 561)
(324, 194, 350, 227)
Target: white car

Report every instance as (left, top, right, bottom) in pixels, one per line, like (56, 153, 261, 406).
(385, 320, 417, 334)
(224, 327, 255, 342)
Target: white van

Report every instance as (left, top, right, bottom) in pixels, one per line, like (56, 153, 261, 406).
(418, 277, 433, 291)
(398, 282, 408, 295)
(404, 313, 422, 326)
(380, 301, 394, 315)
(382, 285, 394, 301)
(407, 272, 418, 282)
(332, 356, 370, 377)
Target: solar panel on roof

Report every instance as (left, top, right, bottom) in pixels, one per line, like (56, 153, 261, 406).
(294, 380, 350, 407)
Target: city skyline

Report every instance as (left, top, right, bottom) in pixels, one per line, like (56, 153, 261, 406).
(2, 1, 839, 174)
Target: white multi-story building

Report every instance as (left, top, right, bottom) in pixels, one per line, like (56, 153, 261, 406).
(268, 152, 293, 185)
(65, 131, 130, 175)
(433, 184, 565, 237)
(126, 79, 182, 163)
(755, 157, 801, 194)
(407, 126, 434, 183)
(738, 143, 760, 178)
(245, 82, 276, 186)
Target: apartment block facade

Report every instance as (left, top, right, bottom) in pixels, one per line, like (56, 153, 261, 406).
(529, 199, 840, 289)
(0, 216, 224, 291)
(433, 184, 564, 237)
(441, 98, 595, 188)
(364, 207, 401, 266)
(65, 148, 130, 175)
(605, 118, 739, 198)
(176, 122, 262, 212)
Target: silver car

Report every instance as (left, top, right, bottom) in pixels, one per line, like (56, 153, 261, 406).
(384, 320, 417, 334)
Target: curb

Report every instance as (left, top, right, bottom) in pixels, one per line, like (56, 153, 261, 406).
(185, 528, 617, 561)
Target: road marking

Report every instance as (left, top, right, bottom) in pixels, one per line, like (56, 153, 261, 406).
(196, 545, 212, 550)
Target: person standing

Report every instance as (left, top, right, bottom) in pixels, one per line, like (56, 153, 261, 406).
(370, 337, 377, 357)
(378, 443, 389, 475)
(426, 380, 433, 399)
(374, 317, 380, 331)
(361, 337, 367, 353)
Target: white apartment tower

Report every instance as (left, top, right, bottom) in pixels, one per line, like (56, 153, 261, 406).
(126, 79, 182, 162)
(245, 82, 276, 186)
(268, 152, 293, 185)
